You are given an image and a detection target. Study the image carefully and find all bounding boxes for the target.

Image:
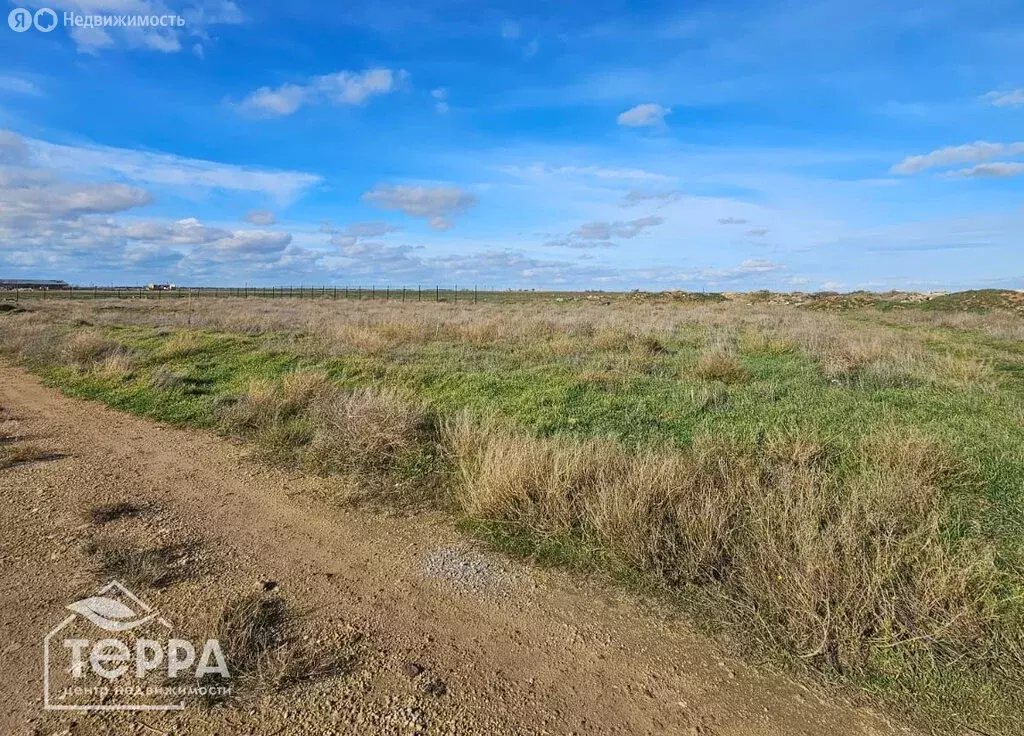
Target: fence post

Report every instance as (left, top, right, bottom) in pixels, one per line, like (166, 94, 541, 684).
(454, 285, 458, 304)
(474, 285, 478, 304)
(402, 287, 405, 303)
(436, 286, 439, 302)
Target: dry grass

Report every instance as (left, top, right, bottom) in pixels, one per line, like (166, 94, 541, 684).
(62, 329, 124, 369)
(84, 538, 200, 589)
(220, 374, 442, 508)
(210, 592, 356, 700)
(444, 416, 999, 677)
(305, 388, 432, 475)
(929, 354, 996, 388)
(0, 441, 53, 469)
(692, 347, 750, 383)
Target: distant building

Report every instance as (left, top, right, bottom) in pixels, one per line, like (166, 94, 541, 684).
(146, 283, 177, 291)
(0, 279, 68, 290)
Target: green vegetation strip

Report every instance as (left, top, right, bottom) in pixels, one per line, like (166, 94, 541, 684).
(2, 308, 1023, 734)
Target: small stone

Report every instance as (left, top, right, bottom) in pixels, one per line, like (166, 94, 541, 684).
(402, 662, 424, 678)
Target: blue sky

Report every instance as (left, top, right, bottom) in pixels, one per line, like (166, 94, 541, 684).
(1, 0, 1022, 290)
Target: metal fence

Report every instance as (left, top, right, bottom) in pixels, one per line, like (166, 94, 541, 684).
(0, 285, 504, 304)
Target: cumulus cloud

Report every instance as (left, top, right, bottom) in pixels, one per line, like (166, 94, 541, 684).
(617, 103, 670, 128)
(24, 132, 320, 204)
(574, 216, 664, 240)
(202, 230, 292, 259)
(983, 89, 1024, 108)
(0, 130, 300, 277)
(122, 217, 228, 244)
(891, 141, 1024, 174)
(620, 190, 681, 207)
(747, 228, 770, 237)
(717, 216, 749, 225)
(239, 68, 404, 118)
(0, 173, 152, 227)
(362, 184, 477, 231)
(244, 209, 277, 226)
(545, 216, 664, 249)
(949, 162, 1024, 178)
(327, 220, 401, 247)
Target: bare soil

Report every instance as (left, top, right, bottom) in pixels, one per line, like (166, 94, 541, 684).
(0, 364, 916, 735)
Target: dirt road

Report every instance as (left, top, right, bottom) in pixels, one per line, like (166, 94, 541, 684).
(0, 364, 914, 735)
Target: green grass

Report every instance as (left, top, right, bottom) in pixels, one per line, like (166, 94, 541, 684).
(36, 323, 1024, 559)
(3, 301, 1024, 734)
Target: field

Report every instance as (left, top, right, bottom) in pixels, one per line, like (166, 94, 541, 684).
(2, 290, 1023, 734)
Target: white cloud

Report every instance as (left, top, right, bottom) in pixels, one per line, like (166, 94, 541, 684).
(23, 132, 320, 204)
(747, 227, 770, 236)
(546, 216, 665, 248)
(501, 162, 675, 184)
(123, 217, 227, 244)
(983, 89, 1024, 108)
(362, 184, 477, 231)
(620, 189, 681, 206)
(0, 130, 30, 165)
(432, 88, 449, 114)
(574, 216, 664, 240)
(244, 209, 277, 226)
(950, 162, 1024, 178)
(327, 220, 401, 247)
(717, 216, 749, 225)
(713, 258, 784, 278)
(617, 103, 670, 128)
(48, 0, 244, 55)
(0, 167, 152, 227)
(891, 141, 1024, 174)
(239, 68, 404, 118)
(0, 75, 43, 97)
(240, 84, 307, 117)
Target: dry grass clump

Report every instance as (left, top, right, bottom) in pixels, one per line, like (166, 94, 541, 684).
(156, 330, 205, 360)
(62, 329, 124, 369)
(305, 388, 432, 474)
(0, 441, 53, 469)
(210, 592, 356, 700)
(444, 417, 999, 676)
(218, 371, 332, 438)
(217, 372, 334, 466)
(219, 374, 442, 507)
(692, 348, 750, 384)
(929, 354, 996, 389)
(84, 538, 200, 589)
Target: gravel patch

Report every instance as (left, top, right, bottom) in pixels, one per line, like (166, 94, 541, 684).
(423, 546, 515, 597)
